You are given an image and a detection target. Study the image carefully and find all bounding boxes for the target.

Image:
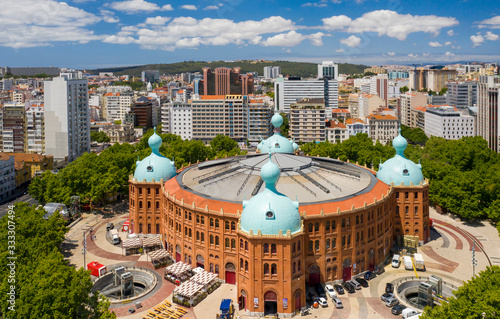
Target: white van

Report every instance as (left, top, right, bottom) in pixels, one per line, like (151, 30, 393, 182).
(109, 229, 121, 245)
(401, 308, 419, 318)
(403, 256, 413, 270)
(392, 254, 400, 268)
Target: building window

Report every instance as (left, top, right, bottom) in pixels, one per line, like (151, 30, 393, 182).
(405, 206, 409, 215)
(263, 243, 269, 254)
(147, 201, 151, 209)
(414, 192, 418, 199)
(225, 221, 229, 230)
(155, 201, 160, 209)
(342, 236, 346, 247)
(245, 241, 248, 251)
(326, 238, 330, 249)
(342, 219, 345, 228)
(332, 238, 336, 248)
(240, 239, 244, 250)
(139, 201, 143, 209)
(314, 222, 319, 232)
(210, 235, 214, 245)
(225, 238, 230, 248)
(297, 240, 301, 251)
(231, 221, 236, 231)
(315, 240, 320, 251)
(347, 218, 350, 226)
(293, 262, 296, 274)
(271, 243, 277, 254)
(298, 260, 301, 272)
(308, 223, 313, 232)
(156, 224, 160, 234)
(147, 188, 151, 195)
(245, 261, 248, 272)
(415, 206, 419, 215)
(326, 221, 330, 231)
(271, 264, 277, 275)
(292, 242, 296, 253)
(201, 233, 205, 243)
(405, 192, 409, 199)
(139, 223, 143, 233)
(210, 218, 214, 227)
(264, 263, 269, 275)
(231, 239, 236, 249)
(215, 219, 219, 228)
(308, 241, 313, 252)
(356, 215, 359, 224)
(155, 188, 159, 195)
(147, 224, 151, 234)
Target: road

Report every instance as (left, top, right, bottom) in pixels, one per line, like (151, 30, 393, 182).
(0, 193, 39, 219)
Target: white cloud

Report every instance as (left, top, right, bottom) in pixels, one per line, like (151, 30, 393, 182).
(302, 0, 328, 7)
(387, 52, 395, 56)
(0, 0, 102, 48)
(444, 41, 452, 46)
(422, 52, 430, 57)
(142, 16, 171, 26)
(100, 9, 119, 23)
(322, 10, 458, 40)
(335, 48, 344, 53)
(308, 32, 327, 46)
(204, 5, 219, 10)
(447, 29, 454, 36)
(180, 5, 197, 10)
(444, 51, 455, 58)
(408, 54, 419, 58)
(340, 35, 361, 47)
(471, 33, 484, 47)
(477, 16, 500, 29)
(428, 41, 442, 47)
(108, 0, 173, 13)
(485, 31, 499, 41)
(260, 31, 306, 47)
(102, 35, 135, 44)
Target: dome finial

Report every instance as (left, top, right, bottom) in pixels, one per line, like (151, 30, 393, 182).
(261, 152, 280, 192)
(148, 128, 162, 155)
(392, 125, 407, 157)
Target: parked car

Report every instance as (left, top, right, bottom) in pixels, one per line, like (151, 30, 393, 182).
(332, 297, 343, 309)
(325, 284, 337, 298)
(316, 297, 328, 307)
(391, 304, 406, 315)
(314, 284, 326, 297)
(349, 280, 362, 290)
(401, 308, 420, 318)
(342, 281, 355, 294)
(386, 283, 394, 293)
(381, 292, 394, 302)
(364, 271, 376, 280)
(392, 254, 401, 268)
(333, 284, 345, 295)
(355, 277, 369, 288)
(374, 267, 385, 275)
(106, 223, 114, 231)
(385, 296, 399, 307)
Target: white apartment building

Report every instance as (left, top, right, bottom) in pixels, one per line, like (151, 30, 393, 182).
(161, 101, 192, 140)
(370, 74, 388, 107)
(367, 114, 399, 144)
(289, 98, 326, 143)
(26, 103, 45, 154)
(388, 80, 409, 99)
(326, 120, 348, 143)
(102, 92, 133, 122)
(477, 76, 500, 152)
(274, 78, 338, 115)
(44, 76, 90, 162)
(358, 94, 386, 121)
(263, 66, 281, 80)
(0, 79, 13, 92)
(425, 105, 475, 140)
(398, 92, 428, 127)
(0, 153, 15, 203)
(345, 118, 370, 137)
(248, 97, 272, 142)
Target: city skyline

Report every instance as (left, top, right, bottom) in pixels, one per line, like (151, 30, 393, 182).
(1, 0, 499, 69)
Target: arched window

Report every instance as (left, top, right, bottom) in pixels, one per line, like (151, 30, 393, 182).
(210, 235, 214, 245)
(156, 224, 160, 234)
(326, 238, 330, 249)
(245, 261, 248, 271)
(155, 201, 160, 209)
(215, 264, 219, 274)
(360, 214, 363, 224)
(264, 263, 269, 275)
(225, 221, 229, 230)
(240, 239, 244, 249)
(332, 238, 336, 248)
(405, 206, 409, 215)
(210, 218, 214, 227)
(271, 243, 277, 254)
(139, 201, 143, 209)
(293, 262, 296, 273)
(189, 228, 192, 237)
(139, 188, 142, 195)
(297, 240, 301, 251)
(396, 206, 400, 214)
(240, 258, 244, 269)
(215, 236, 219, 246)
(155, 188, 159, 195)
(314, 222, 319, 232)
(196, 215, 200, 224)
(414, 192, 418, 199)
(147, 224, 151, 233)
(326, 221, 330, 231)
(405, 192, 409, 199)
(225, 238, 230, 248)
(415, 206, 419, 215)
(342, 218, 345, 227)
(315, 240, 320, 251)
(308, 223, 313, 232)
(332, 220, 336, 230)
(245, 241, 248, 251)
(215, 219, 219, 228)
(263, 243, 269, 254)
(396, 192, 399, 198)
(201, 216, 205, 225)
(196, 231, 200, 241)
(139, 223, 143, 233)
(342, 236, 346, 247)
(201, 233, 205, 242)
(231, 221, 236, 231)
(147, 187, 151, 195)
(147, 201, 151, 209)
(308, 241, 313, 252)
(347, 218, 350, 226)
(271, 264, 277, 275)
(210, 263, 214, 272)
(231, 239, 236, 249)
(298, 260, 301, 272)
(292, 242, 296, 253)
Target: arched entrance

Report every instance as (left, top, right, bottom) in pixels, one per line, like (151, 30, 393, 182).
(368, 249, 375, 271)
(294, 290, 302, 311)
(264, 291, 277, 316)
(342, 258, 352, 282)
(308, 264, 321, 286)
(196, 255, 204, 269)
(239, 289, 247, 311)
(225, 262, 236, 284)
(175, 245, 181, 262)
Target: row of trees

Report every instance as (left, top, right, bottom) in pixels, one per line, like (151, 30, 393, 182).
(29, 131, 245, 206)
(90, 131, 110, 143)
(0, 203, 116, 318)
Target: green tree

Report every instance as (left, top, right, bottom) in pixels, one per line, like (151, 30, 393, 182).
(280, 113, 290, 138)
(210, 135, 239, 154)
(399, 86, 410, 93)
(439, 87, 448, 95)
(420, 266, 500, 319)
(0, 203, 116, 318)
(91, 131, 110, 143)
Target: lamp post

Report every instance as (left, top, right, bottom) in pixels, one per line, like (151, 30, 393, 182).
(472, 242, 477, 278)
(82, 231, 87, 270)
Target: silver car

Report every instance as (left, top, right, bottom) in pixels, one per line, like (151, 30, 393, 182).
(385, 296, 399, 307)
(349, 280, 362, 290)
(332, 297, 343, 309)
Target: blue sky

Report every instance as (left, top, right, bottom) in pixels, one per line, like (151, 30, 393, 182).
(1, 0, 499, 68)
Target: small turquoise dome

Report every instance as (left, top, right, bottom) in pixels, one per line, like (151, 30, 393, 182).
(259, 134, 295, 154)
(377, 129, 424, 186)
(292, 140, 299, 152)
(240, 154, 302, 235)
(134, 128, 177, 182)
(271, 113, 284, 128)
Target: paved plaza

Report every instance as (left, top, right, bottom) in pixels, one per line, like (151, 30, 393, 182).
(65, 206, 500, 318)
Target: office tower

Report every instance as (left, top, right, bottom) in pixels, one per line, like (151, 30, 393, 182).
(131, 96, 153, 128)
(141, 70, 160, 83)
(317, 61, 338, 80)
(446, 81, 477, 109)
(477, 76, 500, 152)
(274, 78, 338, 115)
(370, 74, 388, 107)
(425, 106, 475, 140)
(25, 102, 45, 154)
(161, 101, 192, 140)
(44, 76, 90, 162)
(102, 92, 133, 122)
(409, 68, 458, 92)
(263, 66, 281, 79)
(200, 67, 254, 96)
(398, 92, 427, 127)
(289, 98, 326, 142)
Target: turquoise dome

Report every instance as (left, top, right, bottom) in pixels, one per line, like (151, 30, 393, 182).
(271, 113, 284, 128)
(258, 113, 295, 154)
(134, 128, 177, 182)
(377, 129, 424, 186)
(240, 154, 302, 235)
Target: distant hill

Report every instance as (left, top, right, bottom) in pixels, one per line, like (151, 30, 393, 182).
(89, 60, 368, 78)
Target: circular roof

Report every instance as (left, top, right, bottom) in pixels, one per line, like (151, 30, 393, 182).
(177, 153, 377, 204)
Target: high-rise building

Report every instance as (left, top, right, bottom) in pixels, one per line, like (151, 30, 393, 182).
(477, 76, 500, 152)
(358, 93, 385, 121)
(1, 102, 26, 153)
(200, 67, 254, 96)
(263, 66, 281, 79)
(289, 98, 326, 143)
(398, 92, 427, 127)
(141, 70, 160, 83)
(388, 71, 409, 80)
(25, 102, 45, 154)
(161, 101, 192, 140)
(131, 96, 153, 129)
(409, 68, 458, 92)
(274, 78, 338, 115)
(425, 105, 475, 140)
(44, 76, 90, 162)
(370, 74, 388, 107)
(317, 61, 338, 80)
(446, 81, 477, 110)
(102, 92, 133, 122)
(367, 114, 399, 144)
